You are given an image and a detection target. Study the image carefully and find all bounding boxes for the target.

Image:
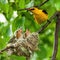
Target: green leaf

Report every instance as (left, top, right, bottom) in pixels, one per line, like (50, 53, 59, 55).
(12, 16, 25, 32)
(26, 0, 34, 8)
(10, 55, 26, 60)
(19, 0, 25, 9)
(54, 2, 60, 11)
(0, 0, 6, 4)
(49, 0, 60, 11)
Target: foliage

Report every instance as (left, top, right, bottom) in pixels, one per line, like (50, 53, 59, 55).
(0, 0, 60, 60)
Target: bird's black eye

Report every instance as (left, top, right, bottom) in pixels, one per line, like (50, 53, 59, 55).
(42, 10, 48, 14)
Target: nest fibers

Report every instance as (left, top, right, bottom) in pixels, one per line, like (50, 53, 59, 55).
(0, 29, 39, 60)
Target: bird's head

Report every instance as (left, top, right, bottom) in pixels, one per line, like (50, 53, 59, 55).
(26, 7, 42, 14)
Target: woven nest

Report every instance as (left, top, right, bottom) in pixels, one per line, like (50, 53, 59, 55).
(0, 29, 39, 60)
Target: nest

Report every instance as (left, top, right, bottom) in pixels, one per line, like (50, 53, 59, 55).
(0, 29, 39, 60)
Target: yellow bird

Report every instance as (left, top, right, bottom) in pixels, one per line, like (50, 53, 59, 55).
(27, 7, 48, 24)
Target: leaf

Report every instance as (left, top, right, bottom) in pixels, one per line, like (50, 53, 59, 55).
(26, 0, 34, 8)
(49, 0, 60, 11)
(0, 0, 6, 4)
(12, 16, 25, 32)
(10, 55, 26, 60)
(19, 0, 25, 9)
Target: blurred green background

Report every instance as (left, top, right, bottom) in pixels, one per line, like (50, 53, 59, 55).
(0, 0, 60, 60)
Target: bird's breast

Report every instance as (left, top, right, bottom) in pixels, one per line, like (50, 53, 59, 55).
(34, 12, 48, 24)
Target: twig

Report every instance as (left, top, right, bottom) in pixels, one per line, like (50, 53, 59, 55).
(35, 0, 49, 7)
(51, 11, 60, 60)
(37, 11, 57, 34)
(0, 46, 14, 54)
(37, 11, 60, 60)
(17, 0, 49, 11)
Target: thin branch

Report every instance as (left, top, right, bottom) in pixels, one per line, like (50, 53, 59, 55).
(0, 46, 14, 54)
(17, 0, 49, 11)
(37, 11, 60, 60)
(0, 47, 8, 54)
(37, 11, 57, 34)
(35, 0, 49, 7)
(51, 11, 60, 60)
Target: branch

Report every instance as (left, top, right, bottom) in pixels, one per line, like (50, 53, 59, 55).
(37, 11, 57, 34)
(51, 11, 60, 60)
(35, 0, 49, 7)
(17, 0, 49, 11)
(37, 11, 60, 60)
(0, 45, 14, 54)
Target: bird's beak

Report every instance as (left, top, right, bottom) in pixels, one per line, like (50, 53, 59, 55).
(26, 8, 34, 11)
(26, 8, 31, 11)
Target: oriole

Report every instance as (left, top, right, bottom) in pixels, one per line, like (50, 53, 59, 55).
(27, 7, 48, 24)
